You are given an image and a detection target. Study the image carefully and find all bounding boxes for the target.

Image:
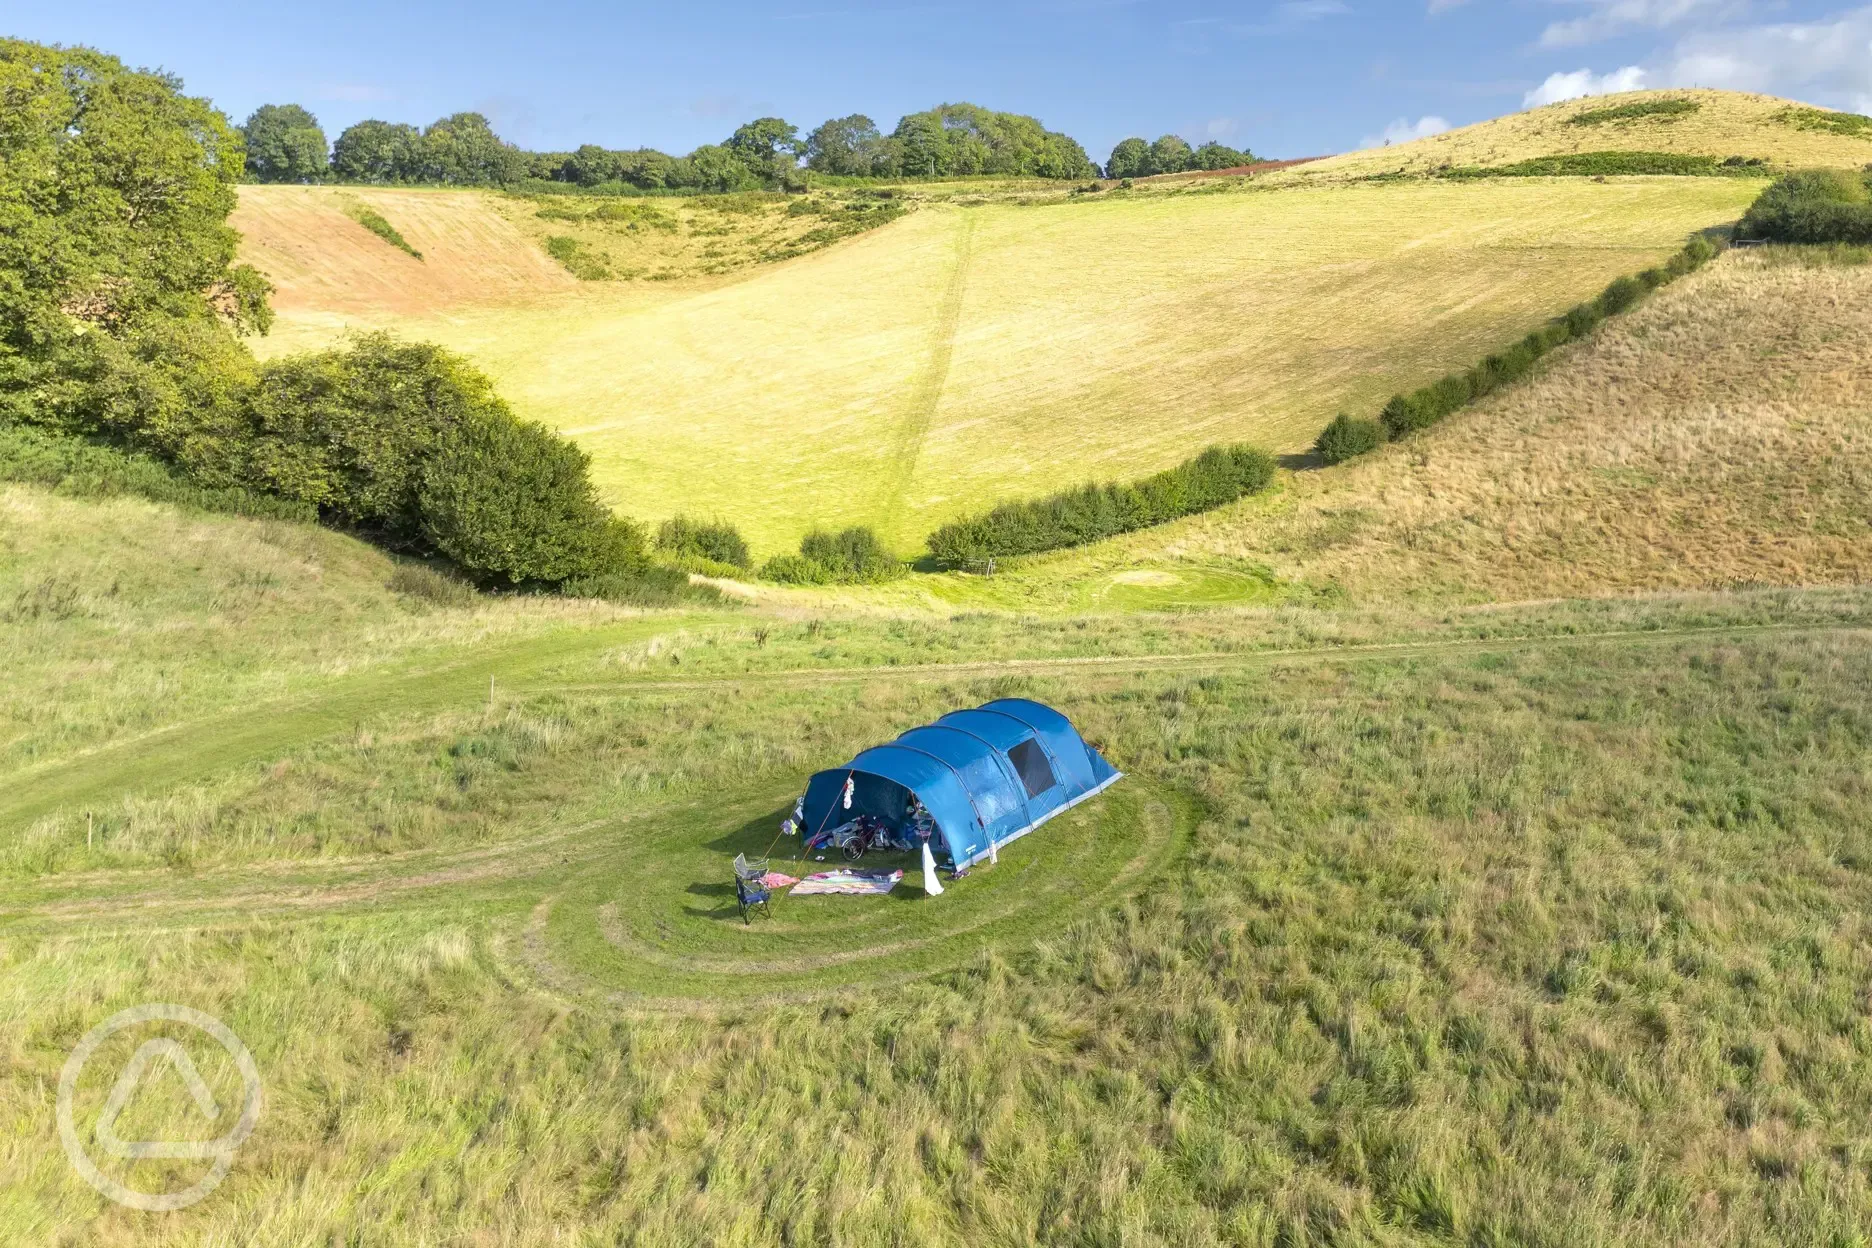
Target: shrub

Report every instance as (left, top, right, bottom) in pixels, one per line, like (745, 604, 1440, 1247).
(0, 420, 314, 522)
(1314, 415, 1385, 465)
(243, 334, 501, 533)
(1596, 275, 1646, 316)
(925, 444, 1275, 566)
(656, 515, 751, 570)
(1568, 99, 1700, 127)
(1774, 107, 1872, 139)
(346, 203, 421, 259)
(1441, 151, 1749, 179)
(417, 410, 643, 585)
(1738, 169, 1872, 245)
(1562, 302, 1604, 338)
(543, 235, 611, 280)
(798, 526, 904, 582)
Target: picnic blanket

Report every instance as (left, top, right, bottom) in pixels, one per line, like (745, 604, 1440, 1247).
(788, 869, 904, 897)
(760, 871, 800, 888)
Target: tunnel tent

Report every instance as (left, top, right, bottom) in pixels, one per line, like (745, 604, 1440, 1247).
(799, 699, 1122, 872)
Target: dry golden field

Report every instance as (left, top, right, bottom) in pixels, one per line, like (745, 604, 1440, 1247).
(908, 249, 1872, 610)
(1293, 89, 1872, 182)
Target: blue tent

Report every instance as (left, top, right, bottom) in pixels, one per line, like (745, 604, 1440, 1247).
(799, 699, 1122, 871)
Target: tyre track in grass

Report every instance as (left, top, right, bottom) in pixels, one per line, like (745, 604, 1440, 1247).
(872, 212, 975, 531)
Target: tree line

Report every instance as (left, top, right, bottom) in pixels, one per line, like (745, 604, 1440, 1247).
(1103, 135, 1257, 179)
(240, 101, 1264, 190)
(237, 102, 1099, 190)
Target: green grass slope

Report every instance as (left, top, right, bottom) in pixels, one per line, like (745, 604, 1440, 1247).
(241, 177, 1759, 557)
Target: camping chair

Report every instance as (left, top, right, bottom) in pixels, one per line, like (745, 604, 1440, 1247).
(733, 853, 772, 925)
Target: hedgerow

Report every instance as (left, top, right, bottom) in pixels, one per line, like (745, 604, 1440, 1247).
(1313, 415, 1385, 465)
(1441, 151, 1765, 179)
(1567, 99, 1699, 127)
(1327, 236, 1723, 450)
(925, 444, 1276, 567)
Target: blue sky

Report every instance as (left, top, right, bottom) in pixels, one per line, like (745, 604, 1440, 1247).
(15, 2, 1872, 162)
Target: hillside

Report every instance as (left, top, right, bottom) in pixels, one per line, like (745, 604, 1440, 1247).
(1299, 89, 1872, 182)
(230, 186, 577, 332)
(237, 177, 1759, 556)
(895, 247, 1872, 611)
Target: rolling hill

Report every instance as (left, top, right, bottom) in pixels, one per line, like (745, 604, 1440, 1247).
(864, 244, 1872, 611)
(228, 90, 1863, 559)
(1294, 89, 1872, 181)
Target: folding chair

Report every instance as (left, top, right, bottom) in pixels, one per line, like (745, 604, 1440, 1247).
(733, 853, 772, 924)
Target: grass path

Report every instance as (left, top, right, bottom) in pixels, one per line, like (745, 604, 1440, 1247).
(0, 616, 705, 834)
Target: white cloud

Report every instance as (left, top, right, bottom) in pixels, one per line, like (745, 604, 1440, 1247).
(1360, 115, 1451, 148)
(1205, 117, 1239, 139)
(1523, 65, 1649, 107)
(1540, 0, 1742, 49)
(1528, 8, 1872, 116)
(1656, 7, 1872, 107)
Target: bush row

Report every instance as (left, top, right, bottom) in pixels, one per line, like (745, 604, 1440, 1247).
(0, 421, 316, 522)
(1442, 151, 1765, 179)
(925, 444, 1277, 567)
(763, 527, 905, 584)
(1314, 236, 1722, 464)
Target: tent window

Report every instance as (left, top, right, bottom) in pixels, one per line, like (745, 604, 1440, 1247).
(1007, 739, 1056, 799)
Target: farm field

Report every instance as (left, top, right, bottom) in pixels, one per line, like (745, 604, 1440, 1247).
(240, 176, 1761, 556)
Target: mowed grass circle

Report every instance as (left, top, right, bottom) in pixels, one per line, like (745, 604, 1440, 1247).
(541, 780, 1187, 1002)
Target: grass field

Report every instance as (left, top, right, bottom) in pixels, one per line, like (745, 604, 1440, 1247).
(240, 176, 1760, 556)
(8, 548, 1872, 1241)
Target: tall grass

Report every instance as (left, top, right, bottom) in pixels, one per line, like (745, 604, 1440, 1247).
(1317, 236, 1722, 453)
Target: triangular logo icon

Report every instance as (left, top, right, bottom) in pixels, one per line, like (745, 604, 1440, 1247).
(93, 1039, 227, 1161)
